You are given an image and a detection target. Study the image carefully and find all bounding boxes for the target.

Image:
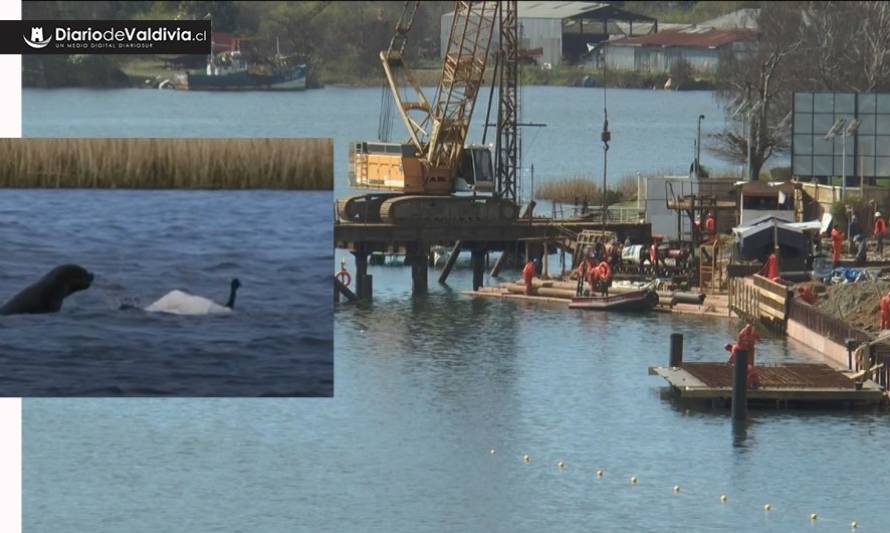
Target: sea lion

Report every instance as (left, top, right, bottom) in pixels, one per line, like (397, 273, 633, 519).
(0, 264, 94, 315)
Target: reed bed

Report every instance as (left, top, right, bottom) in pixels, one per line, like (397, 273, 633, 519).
(536, 175, 639, 204)
(0, 138, 333, 189)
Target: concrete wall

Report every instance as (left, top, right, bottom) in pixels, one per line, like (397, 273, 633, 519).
(605, 44, 737, 74)
(786, 319, 849, 369)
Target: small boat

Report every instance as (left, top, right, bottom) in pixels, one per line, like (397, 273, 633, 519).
(169, 37, 307, 91)
(569, 289, 659, 312)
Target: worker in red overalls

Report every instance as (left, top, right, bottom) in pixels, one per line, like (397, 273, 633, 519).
(596, 259, 612, 296)
(704, 211, 716, 243)
(649, 241, 658, 275)
(796, 284, 817, 305)
(830, 224, 844, 267)
(522, 258, 538, 295)
(726, 322, 760, 387)
(874, 211, 886, 258)
(759, 252, 779, 281)
(880, 290, 890, 330)
(576, 253, 596, 295)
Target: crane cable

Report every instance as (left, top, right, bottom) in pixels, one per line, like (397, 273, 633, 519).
(377, 1, 418, 142)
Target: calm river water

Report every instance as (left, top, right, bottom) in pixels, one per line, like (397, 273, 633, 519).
(22, 87, 881, 532)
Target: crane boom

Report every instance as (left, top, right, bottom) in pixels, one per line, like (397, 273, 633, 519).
(346, 0, 515, 224)
(427, 1, 497, 171)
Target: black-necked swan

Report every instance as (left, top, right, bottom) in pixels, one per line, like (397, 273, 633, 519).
(145, 278, 241, 315)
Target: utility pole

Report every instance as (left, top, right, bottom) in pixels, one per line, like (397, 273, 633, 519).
(601, 49, 610, 235)
(696, 114, 705, 179)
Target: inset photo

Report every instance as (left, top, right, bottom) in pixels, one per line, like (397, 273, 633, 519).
(0, 138, 333, 396)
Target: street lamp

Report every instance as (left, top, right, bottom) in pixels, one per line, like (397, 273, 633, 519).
(842, 119, 860, 202)
(824, 118, 846, 195)
(695, 114, 705, 179)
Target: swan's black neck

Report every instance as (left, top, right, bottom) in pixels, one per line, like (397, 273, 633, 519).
(225, 284, 238, 309)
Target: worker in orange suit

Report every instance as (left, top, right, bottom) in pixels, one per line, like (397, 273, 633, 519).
(830, 224, 844, 267)
(796, 284, 817, 305)
(649, 242, 658, 274)
(725, 322, 761, 387)
(522, 258, 538, 295)
(736, 322, 760, 366)
(874, 211, 886, 258)
(704, 211, 716, 242)
(881, 291, 890, 330)
(759, 252, 779, 281)
(596, 259, 612, 296)
(577, 254, 596, 294)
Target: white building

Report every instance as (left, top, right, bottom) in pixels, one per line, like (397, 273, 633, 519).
(604, 26, 757, 73)
(441, 2, 656, 67)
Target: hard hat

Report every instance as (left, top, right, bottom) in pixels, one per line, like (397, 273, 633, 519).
(876, 211, 882, 217)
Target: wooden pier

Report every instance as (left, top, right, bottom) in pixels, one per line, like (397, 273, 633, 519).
(650, 362, 883, 405)
(334, 217, 651, 300)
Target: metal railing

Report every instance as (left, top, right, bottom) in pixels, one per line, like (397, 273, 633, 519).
(552, 204, 641, 223)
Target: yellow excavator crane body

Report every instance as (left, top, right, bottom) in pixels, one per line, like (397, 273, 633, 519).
(341, 1, 518, 225)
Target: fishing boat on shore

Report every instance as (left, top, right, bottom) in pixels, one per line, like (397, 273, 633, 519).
(569, 288, 659, 312)
(167, 36, 307, 91)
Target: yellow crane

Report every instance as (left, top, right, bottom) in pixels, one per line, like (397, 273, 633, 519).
(339, 1, 519, 225)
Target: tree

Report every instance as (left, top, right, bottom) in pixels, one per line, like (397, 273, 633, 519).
(669, 57, 694, 90)
(709, 1, 890, 178)
(708, 2, 802, 179)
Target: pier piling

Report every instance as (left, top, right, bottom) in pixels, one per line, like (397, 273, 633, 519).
(731, 349, 749, 420)
(353, 248, 372, 301)
(845, 338, 857, 370)
(669, 334, 683, 367)
(409, 243, 429, 294)
(472, 248, 486, 291)
(439, 241, 462, 284)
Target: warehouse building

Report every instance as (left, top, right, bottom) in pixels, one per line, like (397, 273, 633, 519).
(440, 2, 657, 67)
(604, 26, 757, 73)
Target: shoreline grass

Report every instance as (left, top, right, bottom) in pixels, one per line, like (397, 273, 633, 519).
(536, 175, 640, 204)
(0, 138, 333, 189)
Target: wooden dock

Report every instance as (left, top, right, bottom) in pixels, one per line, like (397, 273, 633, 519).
(467, 282, 732, 318)
(650, 362, 884, 405)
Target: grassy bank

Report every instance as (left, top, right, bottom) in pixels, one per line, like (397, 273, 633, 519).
(318, 65, 716, 90)
(0, 139, 333, 189)
(25, 55, 716, 90)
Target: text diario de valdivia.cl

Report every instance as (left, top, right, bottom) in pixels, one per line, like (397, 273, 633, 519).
(54, 27, 208, 42)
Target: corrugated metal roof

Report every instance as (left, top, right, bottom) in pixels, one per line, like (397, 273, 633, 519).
(445, 2, 654, 22)
(607, 27, 757, 49)
(517, 1, 608, 19)
(699, 8, 760, 30)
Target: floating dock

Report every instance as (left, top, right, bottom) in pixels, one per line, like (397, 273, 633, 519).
(467, 282, 731, 318)
(650, 362, 884, 405)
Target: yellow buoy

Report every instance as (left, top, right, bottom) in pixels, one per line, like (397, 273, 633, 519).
(851, 521, 858, 529)
(557, 461, 566, 470)
(720, 494, 728, 503)
(522, 453, 530, 463)
(596, 469, 604, 477)
(763, 504, 772, 512)
(810, 513, 818, 521)
(630, 476, 638, 484)
(490, 449, 496, 455)
(673, 485, 680, 493)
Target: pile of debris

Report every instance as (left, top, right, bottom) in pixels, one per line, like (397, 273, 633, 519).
(813, 279, 890, 333)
